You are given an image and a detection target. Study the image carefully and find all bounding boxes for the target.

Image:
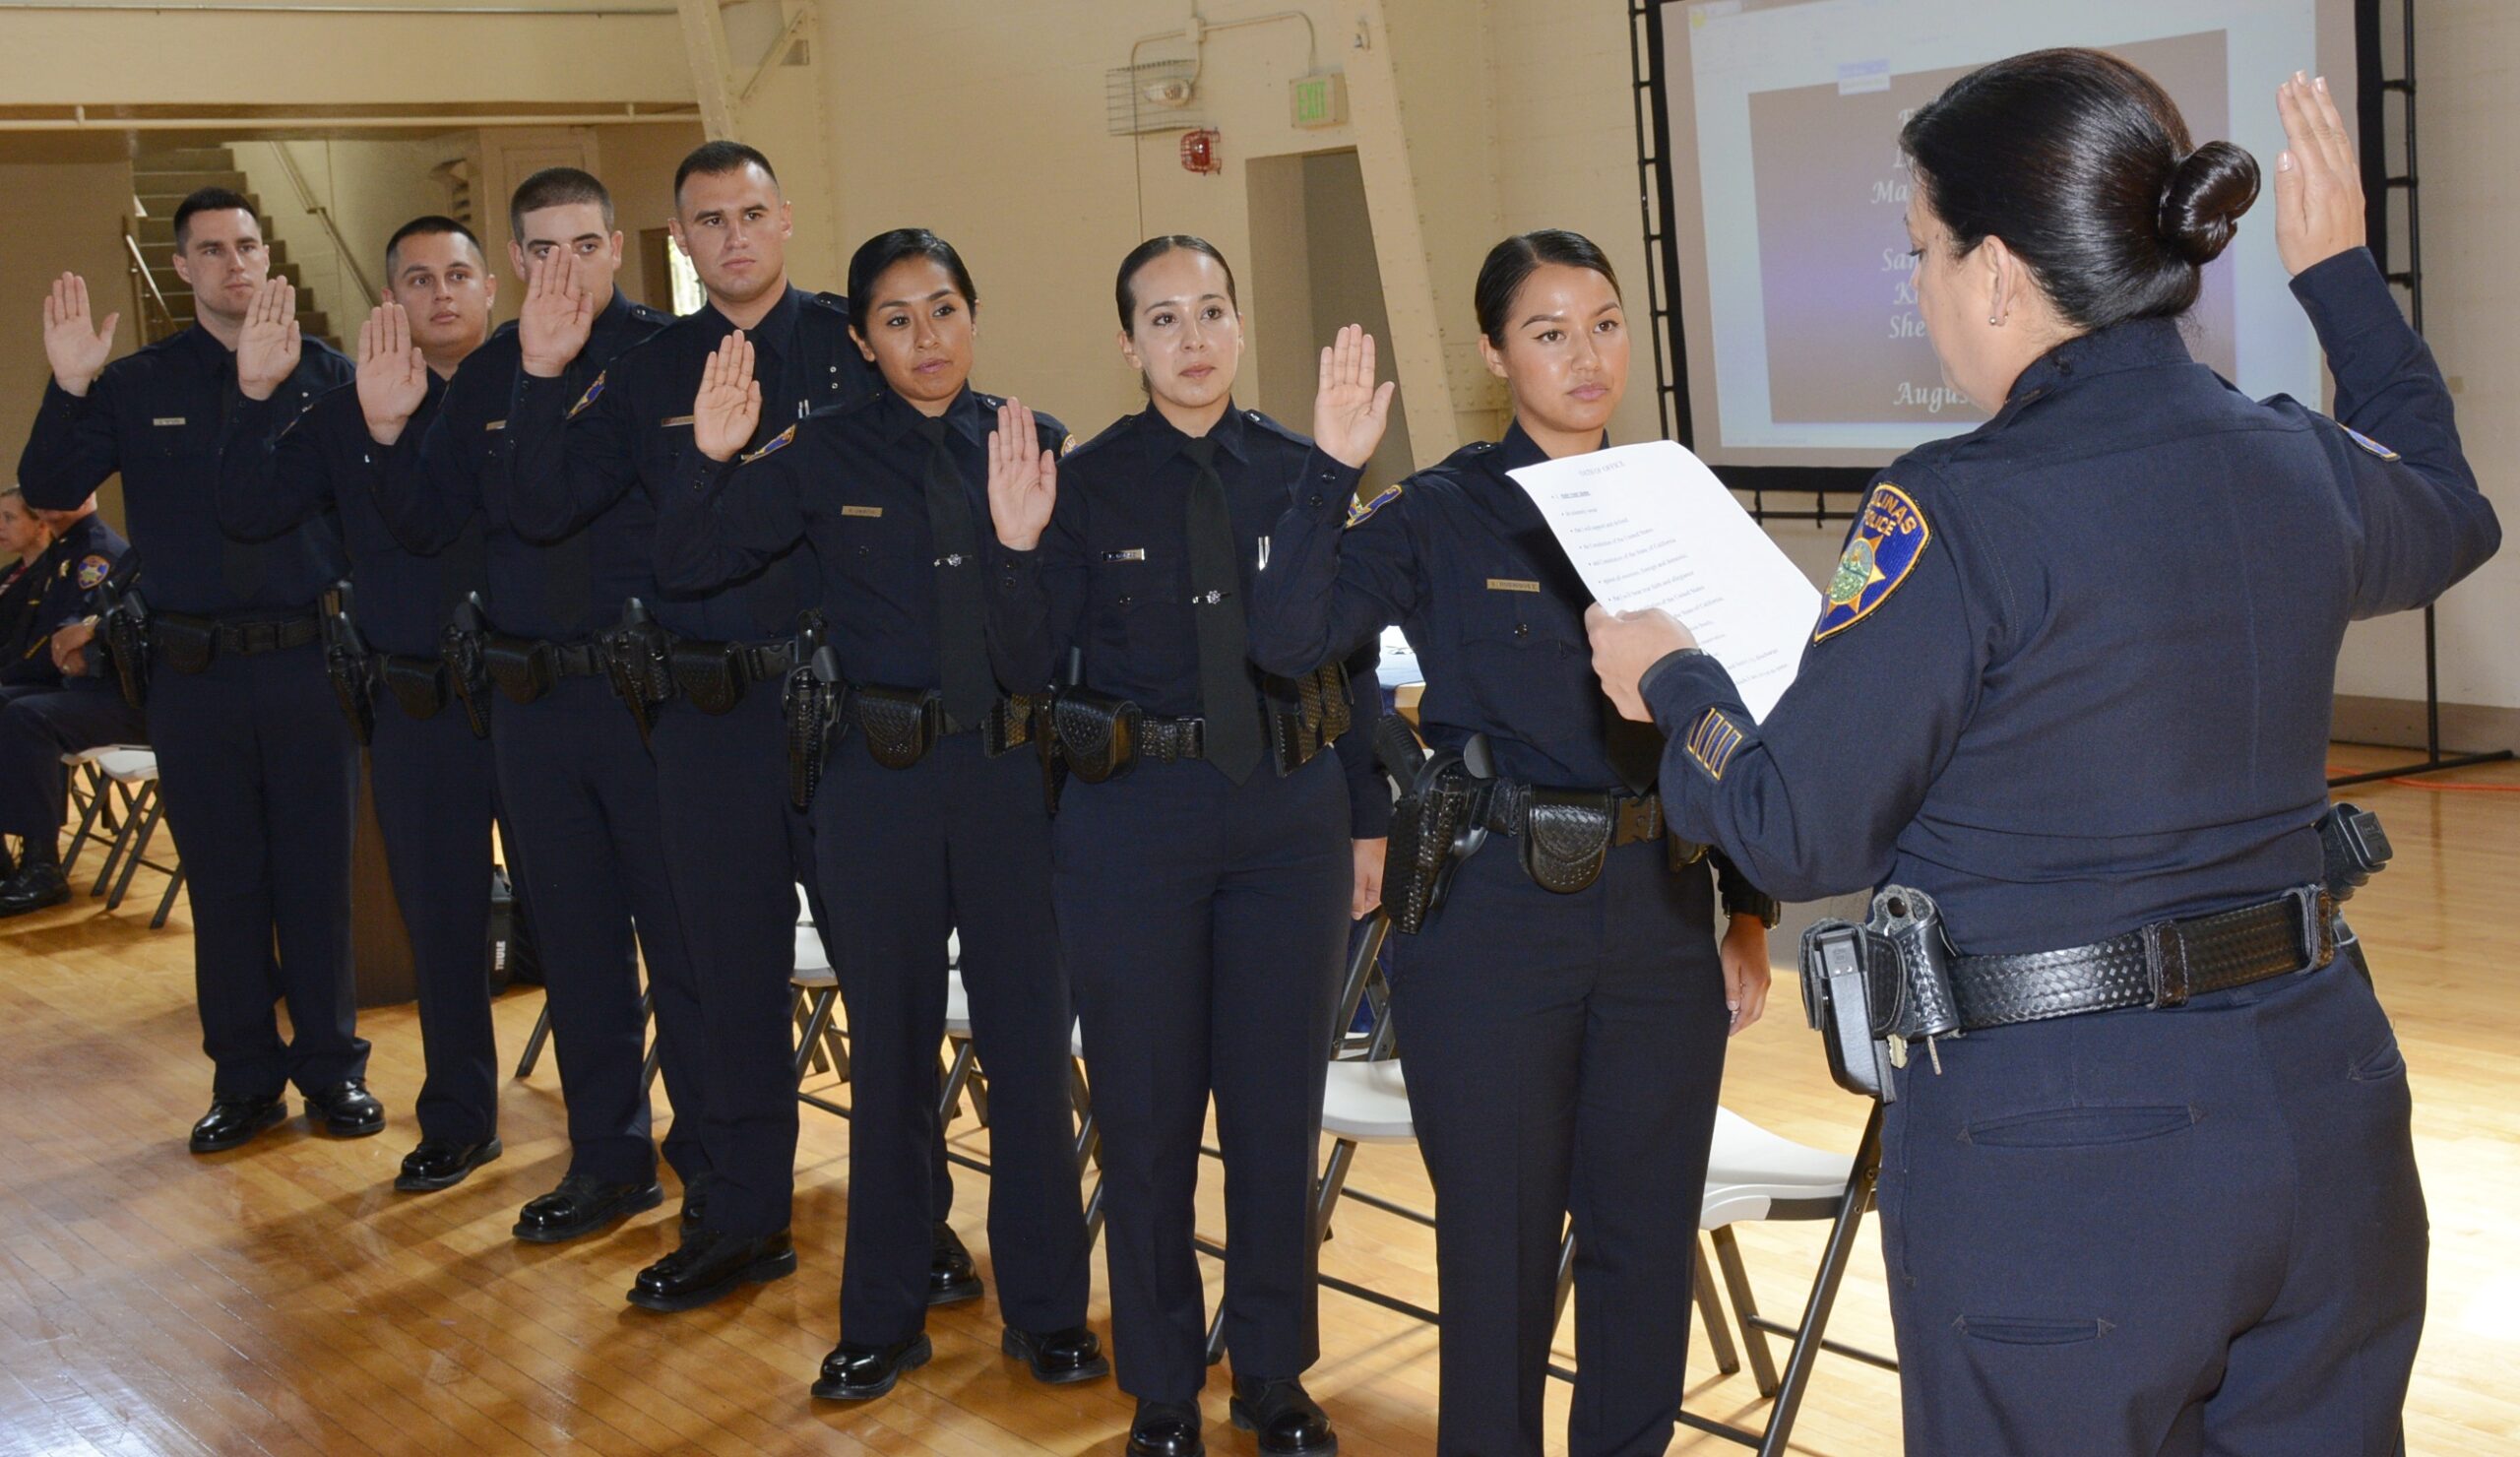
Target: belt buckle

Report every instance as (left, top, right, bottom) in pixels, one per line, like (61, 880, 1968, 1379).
(2142, 921, 2190, 1009)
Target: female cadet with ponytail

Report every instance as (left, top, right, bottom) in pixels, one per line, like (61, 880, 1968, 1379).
(1591, 56, 2497, 1454)
(1245, 230, 1777, 1457)
(984, 235, 1386, 1457)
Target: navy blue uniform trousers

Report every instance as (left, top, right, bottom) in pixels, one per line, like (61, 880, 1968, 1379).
(368, 700, 500, 1147)
(1054, 750, 1351, 1402)
(1392, 843, 1730, 1457)
(492, 676, 706, 1188)
(0, 683, 147, 843)
(147, 643, 368, 1101)
(815, 731, 1091, 1343)
(1878, 953, 2426, 1456)
(651, 688, 816, 1239)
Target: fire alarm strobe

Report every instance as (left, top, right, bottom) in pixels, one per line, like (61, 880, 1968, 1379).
(1179, 129, 1223, 174)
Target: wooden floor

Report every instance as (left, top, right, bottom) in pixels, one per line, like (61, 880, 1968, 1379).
(2, 742, 2514, 1455)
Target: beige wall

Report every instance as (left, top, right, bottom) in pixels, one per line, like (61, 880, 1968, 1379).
(0, 139, 137, 531)
(232, 138, 463, 339)
(593, 121, 712, 313)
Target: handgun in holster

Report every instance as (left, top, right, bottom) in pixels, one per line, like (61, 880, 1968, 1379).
(782, 621, 845, 810)
(1266, 660, 1354, 774)
(94, 579, 153, 711)
(1797, 885, 1964, 1104)
(1377, 719, 1493, 935)
(441, 594, 492, 739)
(602, 598, 675, 744)
(2318, 801, 2391, 981)
(319, 581, 376, 746)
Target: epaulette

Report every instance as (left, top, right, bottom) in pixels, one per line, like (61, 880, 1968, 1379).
(1347, 481, 1402, 529)
(809, 291, 852, 318)
(1242, 409, 1312, 449)
(627, 301, 671, 325)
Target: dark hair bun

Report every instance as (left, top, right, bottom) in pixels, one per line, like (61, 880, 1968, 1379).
(2158, 141, 2261, 265)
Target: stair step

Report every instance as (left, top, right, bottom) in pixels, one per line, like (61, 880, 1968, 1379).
(134, 189, 265, 219)
(137, 146, 235, 172)
(131, 168, 250, 195)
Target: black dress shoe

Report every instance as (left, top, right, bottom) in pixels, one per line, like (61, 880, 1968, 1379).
(188, 1096, 286, 1154)
(927, 1221, 981, 1306)
(1229, 1376, 1337, 1455)
(512, 1173, 664, 1243)
(0, 859, 69, 919)
(303, 1081, 386, 1138)
(810, 1333, 932, 1401)
(1127, 1399, 1206, 1457)
(395, 1136, 503, 1192)
(627, 1229, 796, 1312)
(1000, 1324, 1110, 1384)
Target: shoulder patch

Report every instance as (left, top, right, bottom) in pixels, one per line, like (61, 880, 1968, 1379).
(1683, 707, 1748, 782)
(75, 554, 112, 591)
(1346, 482, 1402, 529)
(568, 372, 607, 419)
(739, 424, 796, 465)
(1812, 483, 1930, 642)
(2343, 425, 2400, 462)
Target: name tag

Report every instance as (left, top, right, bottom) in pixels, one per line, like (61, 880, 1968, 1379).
(1102, 548, 1147, 562)
(151, 416, 186, 427)
(661, 414, 694, 428)
(483, 419, 507, 432)
(841, 505, 883, 519)
(1486, 578, 1542, 593)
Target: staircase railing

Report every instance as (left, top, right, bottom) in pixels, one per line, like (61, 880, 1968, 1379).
(262, 141, 378, 306)
(123, 219, 180, 344)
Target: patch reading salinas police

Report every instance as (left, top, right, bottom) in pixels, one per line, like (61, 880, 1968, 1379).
(738, 424, 795, 465)
(1346, 482, 1401, 529)
(76, 554, 111, 590)
(1812, 483, 1929, 642)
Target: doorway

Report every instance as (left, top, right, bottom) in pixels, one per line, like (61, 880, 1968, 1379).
(1245, 149, 1415, 491)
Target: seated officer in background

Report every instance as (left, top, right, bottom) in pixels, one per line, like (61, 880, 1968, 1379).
(217, 216, 508, 1194)
(0, 487, 54, 656)
(18, 189, 377, 1153)
(0, 487, 141, 916)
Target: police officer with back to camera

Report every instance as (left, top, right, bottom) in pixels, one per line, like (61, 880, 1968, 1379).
(500, 141, 880, 1312)
(363, 169, 706, 1246)
(1246, 236, 1778, 1456)
(19, 188, 376, 1154)
(217, 216, 511, 1194)
(983, 235, 1389, 1457)
(1588, 61, 2497, 1456)
(662, 227, 1101, 1403)
(0, 487, 141, 917)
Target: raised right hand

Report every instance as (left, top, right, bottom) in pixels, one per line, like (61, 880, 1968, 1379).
(518, 251, 595, 379)
(2273, 71, 2365, 276)
(356, 301, 429, 446)
(1312, 323, 1396, 471)
(986, 399, 1057, 551)
(41, 272, 119, 397)
(693, 333, 761, 462)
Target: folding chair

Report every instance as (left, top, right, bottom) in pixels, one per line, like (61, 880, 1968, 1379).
(81, 749, 185, 927)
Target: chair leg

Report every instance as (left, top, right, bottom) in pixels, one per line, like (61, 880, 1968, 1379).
(1694, 1237, 1742, 1377)
(1754, 1104, 1885, 1457)
(515, 998, 552, 1079)
(793, 987, 840, 1085)
(60, 764, 108, 876)
(1713, 1223, 1780, 1397)
(1551, 1223, 1577, 1327)
(91, 784, 140, 897)
(792, 989, 834, 1075)
(937, 1040, 977, 1126)
(640, 989, 662, 1096)
(107, 787, 165, 912)
(151, 861, 186, 930)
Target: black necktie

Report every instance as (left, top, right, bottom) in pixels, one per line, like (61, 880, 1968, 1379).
(217, 357, 269, 602)
(1182, 435, 1261, 784)
(915, 414, 996, 726)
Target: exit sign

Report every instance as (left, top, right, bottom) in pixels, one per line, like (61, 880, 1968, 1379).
(1291, 72, 1348, 129)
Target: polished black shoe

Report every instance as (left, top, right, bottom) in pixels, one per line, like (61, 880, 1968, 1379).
(1127, 1399, 1206, 1457)
(1230, 1376, 1337, 1455)
(512, 1173, 664, 1243)
(810, 1333, 932, 1401)
(188, 1095, 286, 1154)
(1000, 1324, 1110, 1385)
(927, 1221, 981, 1306)
(627, 1229, 796, 1312)
(303, 1081, 386, 1138)
(395, 1136, 503, 1192)
(0, 859, 69, 919)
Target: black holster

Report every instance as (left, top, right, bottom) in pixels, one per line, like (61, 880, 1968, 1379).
(1797, 885, 1963, 1104)
(482, 635, 558, 705)
(853, 685, 942, 770)
(442, 598, 491, 738)
(601, 600, 674, 740)
(1265, 660, 1354, 774)
(784, 645, 846, 810)
(154, 611, 218, 676)
(667, 640, 746, 716)
(1380, 735, 1491, 935)
(320, 586, 375, 746)
(96, 584, 153, 710)
(2319, 802, 2391, 905)
(1049, 689, 1141, 784)
(379, 654, 451, 721)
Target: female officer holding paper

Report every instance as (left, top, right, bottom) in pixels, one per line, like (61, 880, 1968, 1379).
(1245, 229, 1775, 1457)
(1589, 59, 2496, 1454)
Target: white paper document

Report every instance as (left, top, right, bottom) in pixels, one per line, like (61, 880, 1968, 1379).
(1507, 440, 1819, 721)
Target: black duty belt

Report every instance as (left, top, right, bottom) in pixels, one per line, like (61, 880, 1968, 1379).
(1949, 885, 2338, 1030)
(158, 610, 322, 656)
(1480, 781, 1667, 849)
(1134, 714, 1206, 764)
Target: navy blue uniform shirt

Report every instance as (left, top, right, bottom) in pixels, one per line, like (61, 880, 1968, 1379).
(655, 384, 1061, 694)
(1640, 248, 2499, 953)
(220, 373, 486, 658)
(992, 402, 1391, 833)
(507, 285, 879, 641)
(20, 324, 351, 615)
(371, 290, 670, 642)
(1, 512, 128, 687)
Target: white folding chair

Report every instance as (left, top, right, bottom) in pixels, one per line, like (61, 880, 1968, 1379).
(80, 748, 184, 927)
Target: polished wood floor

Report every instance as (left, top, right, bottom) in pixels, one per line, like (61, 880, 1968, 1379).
(2, 742, 2513, 1455)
